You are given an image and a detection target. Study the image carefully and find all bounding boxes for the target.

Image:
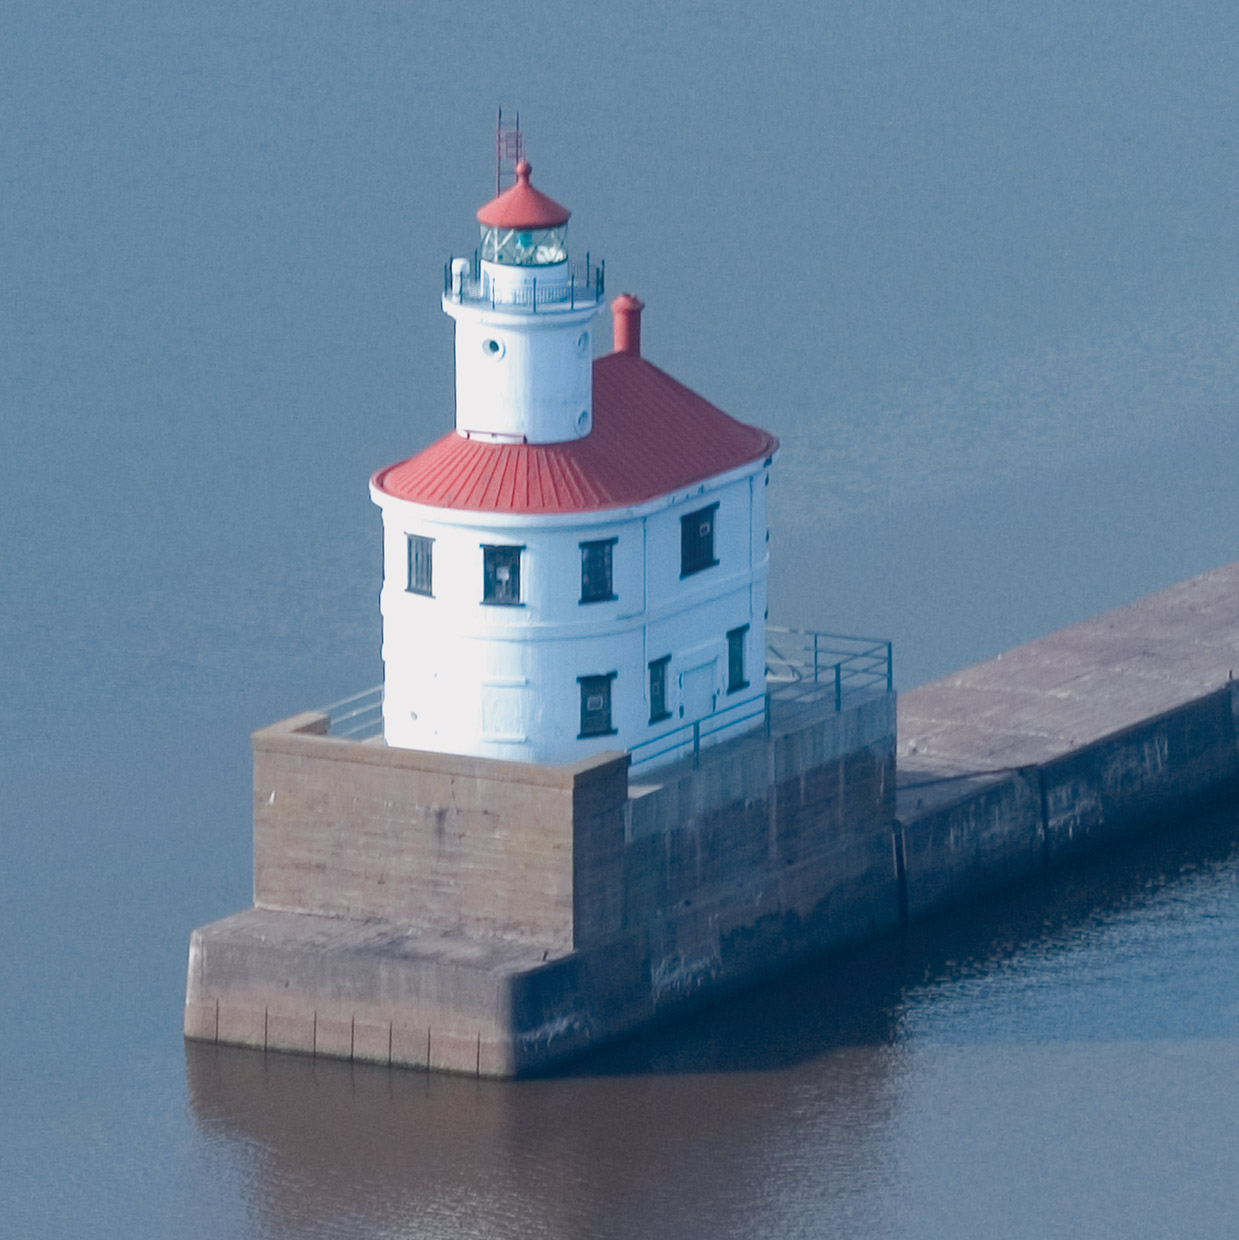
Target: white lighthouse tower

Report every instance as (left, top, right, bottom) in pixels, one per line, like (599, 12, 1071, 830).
(370, 155, 779, 770)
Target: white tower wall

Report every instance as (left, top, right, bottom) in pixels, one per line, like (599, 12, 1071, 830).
(443, 260, 602, 445)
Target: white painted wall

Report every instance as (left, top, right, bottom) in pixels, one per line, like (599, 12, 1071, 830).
(442, 257, 601, 444)
(371, 458, 772, 769)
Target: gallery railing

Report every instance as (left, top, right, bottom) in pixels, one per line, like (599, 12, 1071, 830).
(444, 253, 605, 311)
(315, 628, 894, 758)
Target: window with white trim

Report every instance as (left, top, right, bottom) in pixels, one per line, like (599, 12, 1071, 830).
(482, 545, 523, 606)
(680, 504, 719, 578)
(727, 625, 749, 694)
(648, 655, 671, 723)
(578, 673, 617, 737)
(406, 534, 433, 596)
(580, 538, 617, 604)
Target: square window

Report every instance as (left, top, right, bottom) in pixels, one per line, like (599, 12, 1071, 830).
(406, 534, 433, 596)
(648, 655, 671, 723)
(680, 503, 719, 577)
(482, 545, 523, 606)
(578, 673, 617, 737)
(727, 625, 749, 693)
(580, 538, 617, 604)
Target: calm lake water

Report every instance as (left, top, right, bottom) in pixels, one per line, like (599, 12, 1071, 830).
(2, 2, 1238, 1236)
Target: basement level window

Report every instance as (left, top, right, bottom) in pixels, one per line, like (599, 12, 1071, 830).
(648, 655, 671, 723)
(727, 625, 749, 694)
(406, 534, 433, 596)
(580, 538, 617, 604)
(578, 672, 617, 738)
(680, 503, 719, 578)
(482, 545, 523, 606)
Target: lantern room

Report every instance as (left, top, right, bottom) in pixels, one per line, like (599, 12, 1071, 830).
(478, 160, 570, 266)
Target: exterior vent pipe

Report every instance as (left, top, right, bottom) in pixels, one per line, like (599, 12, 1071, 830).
(611, 293, 644, 357)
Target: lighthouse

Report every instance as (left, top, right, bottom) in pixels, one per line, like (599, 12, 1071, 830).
(369, 158, 780, 768)
(185, 139, 898, 1078)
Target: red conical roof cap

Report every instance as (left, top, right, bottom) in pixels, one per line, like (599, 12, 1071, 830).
(476, 161, 571, 229)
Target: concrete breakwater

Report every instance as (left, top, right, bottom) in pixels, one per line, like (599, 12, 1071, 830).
(185, 561, 1239, 1075)
(896, 560, 1239, 919)
(185, 690, 899, 1077)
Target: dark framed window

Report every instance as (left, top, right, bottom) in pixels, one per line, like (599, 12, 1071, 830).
(578, 672, 617, 738)
(482, 544, 523, 606)
(648, 655, 671, 723)
(727, 625, 749, 693)
(680, 503, 719, 578)
(580, 538, 617, 604)
(406, 534, 434, 596)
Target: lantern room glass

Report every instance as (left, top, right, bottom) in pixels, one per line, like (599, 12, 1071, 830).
(480, 224, 568, 266)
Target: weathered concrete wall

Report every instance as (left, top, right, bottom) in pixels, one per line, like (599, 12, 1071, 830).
(897, 560, 1239, 919)
(252, 711, 628, 951)
(185, 907, 543, 1075)
(899, 770, 1044, 921)
(505, 732, 898, 1071)
(1041, 685, 1239, 862)
(616, 694, 898, 1015)
(896, 683, 1239, 921)
(189, 692, 899, 1075)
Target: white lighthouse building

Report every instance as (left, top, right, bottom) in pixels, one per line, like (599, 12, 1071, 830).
(369, 158, 779, 769)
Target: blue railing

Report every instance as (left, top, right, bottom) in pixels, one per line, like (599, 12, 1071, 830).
(765, 627, 893, 711)
(630, 629, 893, 771)
(628, 693, 769, 771)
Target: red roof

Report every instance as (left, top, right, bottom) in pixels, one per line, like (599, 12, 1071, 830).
(372, 352, 778, 515)
(476, 161, 571, 230)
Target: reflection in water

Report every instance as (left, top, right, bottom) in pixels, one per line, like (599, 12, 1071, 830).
(187, 1041, 903, 1239)
(186, 928, 912, 1237)
(187, 802, 1239, 1240)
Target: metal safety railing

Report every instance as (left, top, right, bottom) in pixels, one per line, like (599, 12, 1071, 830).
(628, 692, 769, 772)
(765, 627, 893, 712)
(313, 629, 893, 760)
(321, 685, 383, 740)
(444, 253, 605, 312)
(630, 629, 894, 771)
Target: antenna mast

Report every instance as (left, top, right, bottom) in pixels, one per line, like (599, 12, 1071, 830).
(495, 107, 523, 195)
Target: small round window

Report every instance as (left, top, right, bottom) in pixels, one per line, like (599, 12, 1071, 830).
(482, 338, 504, 358)
(576, 332, 589, 356)
(576, 409, 590, 432)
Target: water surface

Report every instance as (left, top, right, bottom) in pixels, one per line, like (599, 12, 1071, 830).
(2, 1, 1238, 1235)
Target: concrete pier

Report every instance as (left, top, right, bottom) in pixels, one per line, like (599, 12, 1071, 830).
(185, 560, 1239, 1075)
(896, 560, 1239, 918)
(186, 690, 897, 1076)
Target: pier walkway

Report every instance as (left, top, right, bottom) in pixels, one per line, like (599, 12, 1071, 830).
(894, 560, 1239, 914)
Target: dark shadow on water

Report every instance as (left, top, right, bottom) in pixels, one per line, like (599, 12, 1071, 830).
(185, 798, 1239, 1238)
